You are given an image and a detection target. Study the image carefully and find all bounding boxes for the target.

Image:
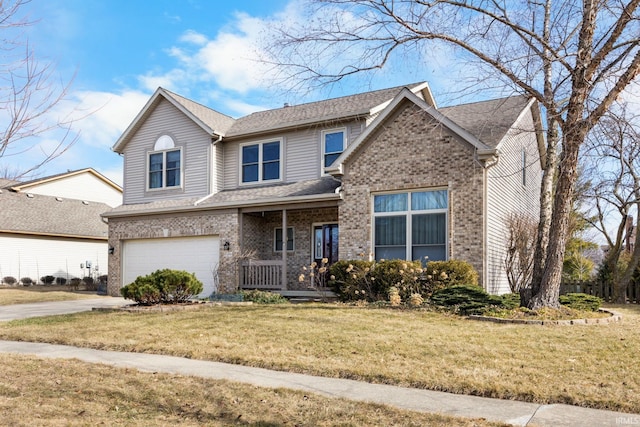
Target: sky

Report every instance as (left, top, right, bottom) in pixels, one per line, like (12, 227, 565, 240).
(3, 0, 459, 186)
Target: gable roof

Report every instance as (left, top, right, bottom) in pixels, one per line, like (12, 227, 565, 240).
(224, 82, 433, 138)
(327, 89, 534, 175)
(439, 95, 532, 149)
(0, 191, 109, 239)
(112, 87, 236, 153)
(7, 168, 122, 193)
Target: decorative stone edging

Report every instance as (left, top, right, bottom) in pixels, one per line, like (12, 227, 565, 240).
(467, 309, 622, 325)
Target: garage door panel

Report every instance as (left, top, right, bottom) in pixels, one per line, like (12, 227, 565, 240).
(122, 236, 219, 297)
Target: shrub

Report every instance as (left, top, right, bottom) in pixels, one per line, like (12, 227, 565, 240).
(240, 289, 289, 304)
(2, 276, 17, 285)
(69, 278, 82, 290)
(40, 275, 55, 285)
(20, 277, 32, 286)
(55, 277, 67, 285)
(83, 276, 96, 291)
(559, 293, 602, 312)
(430, 284, 503, 315)
(500, 293, 521, 309)
(328, 258, 480, 303)
(120, 269, 203, 305)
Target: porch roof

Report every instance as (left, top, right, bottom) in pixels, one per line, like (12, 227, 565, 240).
(102, 177, 341, 218)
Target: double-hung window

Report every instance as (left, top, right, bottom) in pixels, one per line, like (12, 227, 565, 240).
(241, 140, 281, 184)
(274, 227, 294, 252)
(373, 190, 448, 262)
(148, 135, 181, 190)
(322, 129, 345, 169)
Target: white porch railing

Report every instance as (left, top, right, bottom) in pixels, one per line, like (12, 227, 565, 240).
(240, 260, 285, 290)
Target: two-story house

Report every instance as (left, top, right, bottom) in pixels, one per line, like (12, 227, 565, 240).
(103, 82, 544, 297)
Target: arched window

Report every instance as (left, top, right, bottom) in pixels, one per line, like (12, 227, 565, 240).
(148, 135, 182, 189)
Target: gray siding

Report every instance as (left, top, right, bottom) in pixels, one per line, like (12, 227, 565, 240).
(485, 107, 542, 294)
(222, 119, 365, 189)
(123, 99, 212, 205)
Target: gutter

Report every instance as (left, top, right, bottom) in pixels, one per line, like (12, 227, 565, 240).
(102, 192, 341, 219)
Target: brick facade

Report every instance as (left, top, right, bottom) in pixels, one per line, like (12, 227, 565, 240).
(338, 101, 486, 282)
(107, 209, 240, 296)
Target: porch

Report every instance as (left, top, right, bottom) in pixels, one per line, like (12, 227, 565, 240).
(238, 205, 339, 291)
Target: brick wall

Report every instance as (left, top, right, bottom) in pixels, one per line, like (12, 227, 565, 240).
(107, 209, 240, 296)
(339, 101, 486, 282)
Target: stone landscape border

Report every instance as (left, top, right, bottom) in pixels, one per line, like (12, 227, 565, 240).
(468, 309, 622, 325)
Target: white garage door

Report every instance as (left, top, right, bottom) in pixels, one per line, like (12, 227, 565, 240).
(122, 236, 219, 297)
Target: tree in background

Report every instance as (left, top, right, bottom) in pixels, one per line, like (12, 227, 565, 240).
(585, 104, 640, 303)
(0, 0, 78, 180)
(267, 0, 640, 308)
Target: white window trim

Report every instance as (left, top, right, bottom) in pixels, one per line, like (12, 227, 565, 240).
(239, 138, 283, 185)
(146, 147, 183, 191)
(371, 188, 449, 261)
(321, 128, 346, 175)
(274, 227, 295, 252)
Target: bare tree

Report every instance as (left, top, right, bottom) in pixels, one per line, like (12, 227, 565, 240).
(0, 0, 78, 180)
(266, 0, 640, 308)
(504, 213, 537, 293)
(584, 104, 640, 303)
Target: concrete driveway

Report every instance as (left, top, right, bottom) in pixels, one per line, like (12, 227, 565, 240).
(0, 297, 127, 321)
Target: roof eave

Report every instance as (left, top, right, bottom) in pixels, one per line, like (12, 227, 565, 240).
(102, 193, 341, 219)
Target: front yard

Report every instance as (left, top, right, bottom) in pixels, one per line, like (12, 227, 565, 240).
(0, 286, 106, 305)
(0, 301, 637, 413)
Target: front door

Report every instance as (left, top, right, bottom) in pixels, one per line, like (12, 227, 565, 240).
(314, 224, 339, 265)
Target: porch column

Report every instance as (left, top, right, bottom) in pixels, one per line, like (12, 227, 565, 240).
(282, 209, 287, 290)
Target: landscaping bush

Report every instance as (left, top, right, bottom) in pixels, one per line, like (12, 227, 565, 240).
(120, 269, 203, 305)
(40, 275, 55, 285)
(430, 284, 503, 315)
(500, 293, 521, 309)
(20, 277, 32, 286)
(240, 289, 289, 304)
(328, 258, 480, 304)
(2, 276, 17, 285)
(83, 276, 96, 291)
(55, 277, 67, 285)
(69, 278, 82, 290)
(559, 293, 602, 312)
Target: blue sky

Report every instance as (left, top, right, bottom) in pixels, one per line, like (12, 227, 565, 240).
(10, 0, 461, 186)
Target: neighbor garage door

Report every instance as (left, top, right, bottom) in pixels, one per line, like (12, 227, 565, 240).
(122, 236, 219, 297)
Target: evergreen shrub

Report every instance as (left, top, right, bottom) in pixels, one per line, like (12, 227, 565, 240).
(2, 276, 17, 285)
(120, 269, 203, 305)
(559, 293, 602, 312)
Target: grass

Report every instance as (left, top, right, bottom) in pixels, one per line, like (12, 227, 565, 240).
(0, 353, 503, 426)
(0, 286, 104, 305)
(0, 302, 637, 413)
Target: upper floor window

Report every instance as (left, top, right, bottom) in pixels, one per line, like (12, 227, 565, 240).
(148, 135, 181, 190)
(322, 129, 345, 169)
(241, 140, 281, 184)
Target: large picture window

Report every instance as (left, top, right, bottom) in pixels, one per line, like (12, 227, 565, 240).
(322, 129, 345, 169)
(148, 135, 181, 190)
(241, 140, 281, 183)
(373, 190, 448, 262)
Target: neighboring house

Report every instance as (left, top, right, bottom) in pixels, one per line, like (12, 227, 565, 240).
(103, 83, 543, 297)
(0, 169, 122, 283)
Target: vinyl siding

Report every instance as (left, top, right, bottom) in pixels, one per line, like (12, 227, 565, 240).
(19, 173, 122, 207)
(222, 119, 365, 189)
(485, 107, 542, 294)
(0, 234, 108, 281)
(122, 99, 212, 205)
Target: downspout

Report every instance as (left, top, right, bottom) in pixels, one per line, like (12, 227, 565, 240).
(477, 149, 499, 292)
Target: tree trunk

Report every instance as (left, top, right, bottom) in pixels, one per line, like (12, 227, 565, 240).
(614, 218, 640, 303)
(528, 131, 584, 309)
(528, 119, 558, 306)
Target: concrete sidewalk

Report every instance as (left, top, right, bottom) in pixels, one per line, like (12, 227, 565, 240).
(0, 298, 637, 426)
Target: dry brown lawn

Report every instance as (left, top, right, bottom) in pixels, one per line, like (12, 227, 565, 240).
(0, 302, 637, 414)
(0, 286, 103, 305)
(0, 353, 502, 426)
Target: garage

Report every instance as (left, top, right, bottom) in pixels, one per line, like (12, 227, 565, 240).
(122, 236, 219, 297)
